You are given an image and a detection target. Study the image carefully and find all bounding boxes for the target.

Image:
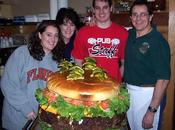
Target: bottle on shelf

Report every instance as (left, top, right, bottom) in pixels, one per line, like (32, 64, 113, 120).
(84, 6, 93, 25)
(0, 30, 14, 48)
(0, 33, 6, 48)
(147, 0, 166, 11)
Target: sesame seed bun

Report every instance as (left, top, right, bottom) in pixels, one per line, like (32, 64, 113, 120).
(47, 71, 119, 101)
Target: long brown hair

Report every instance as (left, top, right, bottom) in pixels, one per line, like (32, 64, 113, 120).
(28, 20, 65, 62)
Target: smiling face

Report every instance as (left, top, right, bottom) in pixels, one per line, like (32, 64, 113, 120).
(93, 0, 112, 28)
(130, 5, 153, 34)
(39, 26, 59, 54)
(59, 19, 76, 43)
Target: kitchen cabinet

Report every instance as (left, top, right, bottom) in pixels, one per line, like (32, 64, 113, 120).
(0, 23, 37, 48)
(0, 23, 38, 66)
(0, 4, 12, 19)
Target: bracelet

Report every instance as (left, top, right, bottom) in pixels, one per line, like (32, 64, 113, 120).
(148, 106, 157, 113)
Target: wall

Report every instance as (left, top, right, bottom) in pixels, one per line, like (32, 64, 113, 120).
(69, 0, 91, 14)
(2, 0, 169, 17)
(5, 0, 49, 16)
(2, 0, 91, 17)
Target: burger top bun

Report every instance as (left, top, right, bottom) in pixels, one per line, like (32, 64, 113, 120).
(47, 71, 120, 101)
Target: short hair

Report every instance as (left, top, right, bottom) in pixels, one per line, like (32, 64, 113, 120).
(56, 7, 81, 29)
(129, 0, 153, 16)
(92, 0, 113, 8)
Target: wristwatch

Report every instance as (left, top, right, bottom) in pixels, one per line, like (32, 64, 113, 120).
(148, 106, 157, 113)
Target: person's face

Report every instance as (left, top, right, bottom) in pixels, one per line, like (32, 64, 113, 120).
(130, 5, 153, 32)
(93, 0, 112, 25)
(39, 26, 58, 54)
(59, 19, 76, 43)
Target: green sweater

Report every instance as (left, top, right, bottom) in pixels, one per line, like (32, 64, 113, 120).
(124, 27, 171, 86)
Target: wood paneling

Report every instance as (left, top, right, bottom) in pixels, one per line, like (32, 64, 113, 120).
(9, 0, 49, 16)
(111, 11, 168, 26)
(111, 12, 169, 41)
(161, 0, 175, 129)
(111, 13, 131, 27)
(0, 24, 36, 35)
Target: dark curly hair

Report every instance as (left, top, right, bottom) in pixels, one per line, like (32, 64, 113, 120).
(56, 7, 82, 30)
(28, 20, 65, 62)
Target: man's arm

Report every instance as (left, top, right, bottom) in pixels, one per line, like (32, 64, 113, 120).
(120, 59, 124, 78)
(150, 79, 169, 108)
(142, 79, 169, 129)
(74, 58, 83, 67)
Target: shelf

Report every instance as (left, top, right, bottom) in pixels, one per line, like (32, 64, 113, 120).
(0, 24, 37, 35)
(0, 21, 38, 26)
(0, 45, 20, 49)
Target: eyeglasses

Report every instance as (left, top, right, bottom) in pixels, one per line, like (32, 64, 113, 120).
(131, 12, 149, 18)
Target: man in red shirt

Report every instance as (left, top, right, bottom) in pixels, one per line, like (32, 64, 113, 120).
(72, 0, 128, 82)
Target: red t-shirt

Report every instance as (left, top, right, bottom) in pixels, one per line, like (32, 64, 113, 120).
(72, 22, 128, 82)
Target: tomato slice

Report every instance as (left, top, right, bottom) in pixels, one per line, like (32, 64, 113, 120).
(99, 100, 109, 110)
(63, 97, 72, 103)
(64, 97, 83, 106)
(83, 101, 96, 107)
(48, 95, 57, 103)
(63, 97, 97, 107)
(43, 89, 57, 103)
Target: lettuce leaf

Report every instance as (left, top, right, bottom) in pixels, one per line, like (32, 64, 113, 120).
(35, 85, 129, 121)
(35, 88, 48, 105)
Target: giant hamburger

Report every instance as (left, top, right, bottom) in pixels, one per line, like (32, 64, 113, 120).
(35, 57, 129, 130)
